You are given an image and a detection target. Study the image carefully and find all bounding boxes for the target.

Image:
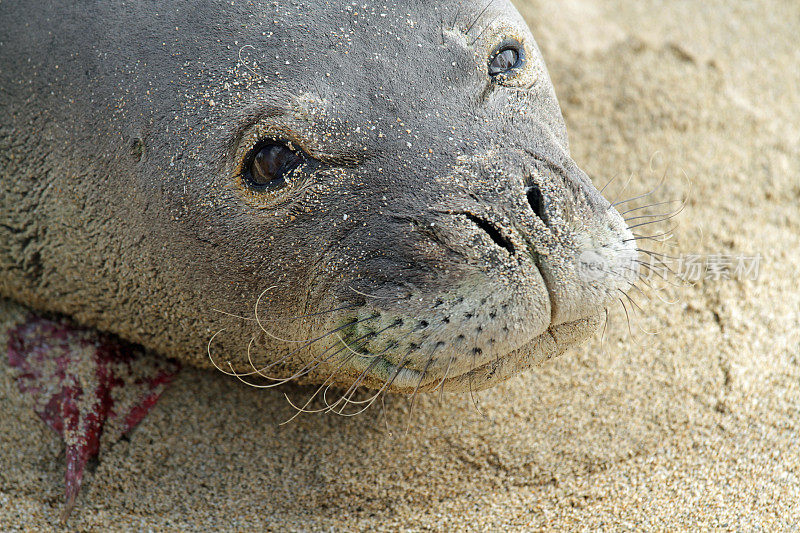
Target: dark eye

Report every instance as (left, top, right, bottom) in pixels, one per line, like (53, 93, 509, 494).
(243, 142, 303, 191)
(488, 45, 523, 77)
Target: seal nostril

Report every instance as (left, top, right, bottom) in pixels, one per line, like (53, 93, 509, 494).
(526, 184, 547, 224)
(463, 213, 515, 254)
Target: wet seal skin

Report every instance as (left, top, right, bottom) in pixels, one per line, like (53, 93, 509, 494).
(0, 0, 639, 400)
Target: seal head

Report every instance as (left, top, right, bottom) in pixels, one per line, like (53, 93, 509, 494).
(0, 0, 637, 393)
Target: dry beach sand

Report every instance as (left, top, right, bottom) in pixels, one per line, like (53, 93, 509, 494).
(1, 0, 799, 530)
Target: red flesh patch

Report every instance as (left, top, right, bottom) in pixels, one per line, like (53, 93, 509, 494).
(6, 315, 180, 521)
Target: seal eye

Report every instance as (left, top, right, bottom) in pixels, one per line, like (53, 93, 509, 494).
(243, 142, 303, 191)
(488, 45, 523, 77)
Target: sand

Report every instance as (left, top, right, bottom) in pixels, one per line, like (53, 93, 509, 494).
(2, 0, 799, 530)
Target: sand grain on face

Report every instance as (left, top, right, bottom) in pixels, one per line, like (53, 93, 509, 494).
(2, 0, 799, 529)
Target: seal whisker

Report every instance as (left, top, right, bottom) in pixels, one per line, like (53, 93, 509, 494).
(614, 165, 692, 226)
(633, 259, 682, 286)
(381, 396, 389, 432)
(625, 269, 658, 293)
(470, 15, 501, 46)
(223, 352, 356, 390)
(599, 308, 610, 352)
(333, 319, 404, 359)
(406, 352, 435, 432)
(634, 264, 684, 291)
(468, 377, 486, 418)
(632, 236, 679, 250)
(330, 362, 377, 414)
(240, 331, 348, 385)
(206, 328, 240, 376)
(225, 319, 385, 385)
(321, 380, 360, 415)
(245, 333, 261, 376)
(333, 332, 383, 359)
(212, 302, 359, 323)
(465, 0, 497, 36)
(254, 286, 316, 344)
(237, 44, 258, 75)
(450, 2, 463, 30)
(648, 151, 663, 174)
(617, 296, 634, 338)
(347, 285, 405, 301)
(433, 355, 455, 402)
(626, 208, 684, 231)
(210, 309, 255, 321)
(619, 198, 682, 216)
(327, 343, 409, 414)
(636, 248, 681, 261)
(289, 321, 402, 379)
(335, 351, 414, 416)
(331, 357, 386, 415)
(635, 253, 681, 279)
(581, 255, 657, 336)
(635, 277, 682, 305)
(635, 253, 680, 275)
(624, 229, 678, 246)
(626, 280, 651, 302)
(610, 164, 669, 208)
(625, 212, 682, 223)
(618, 288, 659, 336)
(599, 173, 619, 194)
(226, 360, 284, 389)
(280, 353, 361, 422)
(338, 343, 414, 416)
(220, 316, 382, 388)
(320, 370, 376, 414)
(283, 326, 409, 418)
(247, 314, 382, 375)
(245, 341, 351, 385)
(283, 372, 355, 419)
(607, 172, 636, 208)
(328, 335, 419, 416)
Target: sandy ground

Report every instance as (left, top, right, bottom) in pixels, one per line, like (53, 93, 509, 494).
(2, 0, 799, 530)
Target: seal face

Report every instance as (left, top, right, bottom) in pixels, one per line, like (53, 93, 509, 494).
(0, 0, 638, 394)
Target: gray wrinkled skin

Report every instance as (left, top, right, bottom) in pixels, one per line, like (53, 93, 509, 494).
(0, 1, 637, 394)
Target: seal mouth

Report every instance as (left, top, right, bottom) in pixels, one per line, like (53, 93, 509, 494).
(371, 314, 599, 394)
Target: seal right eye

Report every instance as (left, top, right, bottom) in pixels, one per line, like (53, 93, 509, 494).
(488, 43, 524, 78)
(243, 142, 303, 191)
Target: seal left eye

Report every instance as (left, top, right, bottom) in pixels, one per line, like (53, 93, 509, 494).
(243, 142, 303, 191)
(488, 45, 523, 77)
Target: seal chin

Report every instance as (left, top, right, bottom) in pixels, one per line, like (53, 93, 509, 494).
(353, 313, 603, 394)
(434, 314, 603, 392)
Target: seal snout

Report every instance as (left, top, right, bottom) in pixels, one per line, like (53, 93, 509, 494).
(513, 155, 640, 327)
(524, 182, 548, 226)
(461, 212, 516, 255)
(324, 152, 639, 394)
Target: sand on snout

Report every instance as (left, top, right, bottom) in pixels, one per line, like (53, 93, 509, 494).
(1, 0, 799, 530)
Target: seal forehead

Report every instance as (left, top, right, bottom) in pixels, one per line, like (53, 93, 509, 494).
(227, 1, 540, 94)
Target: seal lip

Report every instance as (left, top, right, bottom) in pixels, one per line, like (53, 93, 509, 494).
(377, 315, 598, 393)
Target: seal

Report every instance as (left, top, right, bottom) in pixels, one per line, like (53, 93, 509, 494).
(1, 0, 641, 515)
(0, 0, 638, 396)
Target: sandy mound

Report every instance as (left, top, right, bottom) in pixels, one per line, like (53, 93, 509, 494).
(2, 0, 798, 529)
